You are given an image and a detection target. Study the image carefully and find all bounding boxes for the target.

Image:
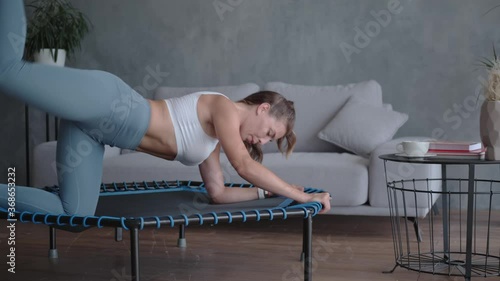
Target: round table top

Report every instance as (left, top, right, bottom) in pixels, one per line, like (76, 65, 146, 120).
(379, 153, 500, 165)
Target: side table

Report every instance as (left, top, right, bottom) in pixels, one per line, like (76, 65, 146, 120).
(379, 154, 500, 280)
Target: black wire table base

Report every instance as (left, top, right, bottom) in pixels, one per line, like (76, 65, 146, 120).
(396, 252, 500, 277)
(379, 154, 500, 280)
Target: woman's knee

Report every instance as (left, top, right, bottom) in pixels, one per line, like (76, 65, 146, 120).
(56, 120, 104, 217)
(62, 204, 97, 217)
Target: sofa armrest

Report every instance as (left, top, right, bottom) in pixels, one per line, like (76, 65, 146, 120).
(368, 137, 442, 210)
(32, 141, 122, 188)
(103, 146, 122, 158)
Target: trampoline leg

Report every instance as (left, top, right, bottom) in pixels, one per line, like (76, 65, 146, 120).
(130, 227, 140, 281)
(300, 217, 307, 262)
(177, 224, 186, 248)
(48, 226, 58, 259)
(304, 213, 313, 281)
(115, 227, 123, 242)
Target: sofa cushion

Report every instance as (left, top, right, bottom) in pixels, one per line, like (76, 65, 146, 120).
(153, 83, 260, 101)
(32, 141, 122, 188)
(222, 152, 369, 207)
(101, 152, 211, 183)
(317, 97, 408, 157)
(264, 80, 383, 153)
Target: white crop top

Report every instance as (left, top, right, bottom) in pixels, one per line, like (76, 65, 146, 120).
(164, 91, 227, 166)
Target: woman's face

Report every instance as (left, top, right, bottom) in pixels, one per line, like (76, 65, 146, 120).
(241, 103, 287, 146)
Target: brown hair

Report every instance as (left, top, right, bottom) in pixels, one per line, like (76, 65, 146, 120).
(238, 91, 297, 163)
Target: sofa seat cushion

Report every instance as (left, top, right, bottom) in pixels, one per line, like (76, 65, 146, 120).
(223, 152, 369, 207)
(32, 141, 122, 188)
(102, 152, 205, 183)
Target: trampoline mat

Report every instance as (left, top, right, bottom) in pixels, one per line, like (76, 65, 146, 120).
(95, 189, 293, 218)
(1, 181, 324, 231)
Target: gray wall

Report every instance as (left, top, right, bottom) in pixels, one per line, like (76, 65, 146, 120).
(70, 0, 500, 141)
(2, 0, 500, 208)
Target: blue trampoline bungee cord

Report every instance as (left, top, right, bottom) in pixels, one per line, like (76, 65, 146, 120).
(1, 181, 327, 230)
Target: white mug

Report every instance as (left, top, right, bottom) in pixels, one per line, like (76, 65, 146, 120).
(397, 141, 429, 156)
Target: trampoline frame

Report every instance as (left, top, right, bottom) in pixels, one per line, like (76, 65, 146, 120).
(1, 180, 324, 281)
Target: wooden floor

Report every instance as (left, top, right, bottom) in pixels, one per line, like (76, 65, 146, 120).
(0, 213, 498, 281)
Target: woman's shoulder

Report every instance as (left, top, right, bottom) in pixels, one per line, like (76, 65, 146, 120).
(196, 92, 236, 119)
(166, 91, 230, 106)
(195, 91, 233, 105)
(197, 92, 237, 131)
(193, 91, 229, 100)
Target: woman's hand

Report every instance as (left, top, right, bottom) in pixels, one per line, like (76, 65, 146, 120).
(307, 192, 331, 214)
(266, 184, 331, 214)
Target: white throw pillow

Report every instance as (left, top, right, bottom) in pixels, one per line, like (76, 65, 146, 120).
(264, 80, 383, 153)
(317, 97, 408, 157)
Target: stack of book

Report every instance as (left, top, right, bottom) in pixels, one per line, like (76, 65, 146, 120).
(428, 141, 486, 159)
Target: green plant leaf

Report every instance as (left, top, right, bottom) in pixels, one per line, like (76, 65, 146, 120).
(478, 57, 495, 68)
(25, 0, 92, 60)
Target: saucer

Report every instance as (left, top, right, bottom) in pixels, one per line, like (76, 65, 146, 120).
(395, 153, 437, 158)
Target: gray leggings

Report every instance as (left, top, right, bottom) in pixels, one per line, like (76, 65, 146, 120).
(0, 0, 151, 216)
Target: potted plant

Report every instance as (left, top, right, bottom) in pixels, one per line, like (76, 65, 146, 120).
(25, 0, 92, 67)
(479, 46, 500, 160)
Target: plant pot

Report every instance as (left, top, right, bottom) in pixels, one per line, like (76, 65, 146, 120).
(34, 49, 66, 67)
(480, 100, 500, 160)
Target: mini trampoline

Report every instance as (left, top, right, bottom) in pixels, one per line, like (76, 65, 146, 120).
(0, 180, 325, 281)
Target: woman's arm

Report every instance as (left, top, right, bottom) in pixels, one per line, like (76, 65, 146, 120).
(209, 96, 331, 213)
(199, 144, 262, 203)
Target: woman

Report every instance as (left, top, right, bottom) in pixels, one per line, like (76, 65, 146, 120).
(0, 0, 331, 216)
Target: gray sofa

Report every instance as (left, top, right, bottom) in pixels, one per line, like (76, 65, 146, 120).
(32, 80, 441, 217)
